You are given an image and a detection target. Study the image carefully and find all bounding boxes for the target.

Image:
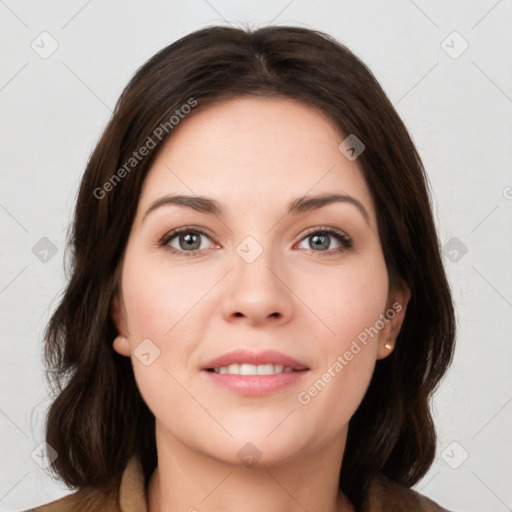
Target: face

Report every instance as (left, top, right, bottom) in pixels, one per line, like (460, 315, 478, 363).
(112, 97, 410, 467)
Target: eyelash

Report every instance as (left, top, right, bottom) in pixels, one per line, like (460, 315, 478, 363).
(158, 225, 353, 257)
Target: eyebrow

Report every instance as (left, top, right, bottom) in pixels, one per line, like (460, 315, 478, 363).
(142, 192, 371, 226)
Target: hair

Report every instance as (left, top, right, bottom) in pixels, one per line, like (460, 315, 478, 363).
(43, 24, 455, 510)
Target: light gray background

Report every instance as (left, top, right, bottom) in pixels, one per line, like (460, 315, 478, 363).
(1, 1, 511, 510)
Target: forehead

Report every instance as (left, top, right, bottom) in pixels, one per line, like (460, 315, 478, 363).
(138, 97, 376, 226)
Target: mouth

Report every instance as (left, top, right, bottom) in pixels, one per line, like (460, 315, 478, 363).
(205, 363, 306, 375)
(201, 349, 310, 396)
(201, 349, 309, 374)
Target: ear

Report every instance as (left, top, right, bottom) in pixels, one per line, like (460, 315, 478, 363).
(376, 281, 411, 360)
(111, 293, 131, 357)
(113, 335, 131, 357)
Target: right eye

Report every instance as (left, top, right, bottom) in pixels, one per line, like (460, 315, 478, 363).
(160, 227, 217, 256)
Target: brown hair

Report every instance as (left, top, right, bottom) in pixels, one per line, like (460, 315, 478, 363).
(43, 25, 455, 509)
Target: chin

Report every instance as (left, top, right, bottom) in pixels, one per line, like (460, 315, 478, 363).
(207, 437, 306, 469)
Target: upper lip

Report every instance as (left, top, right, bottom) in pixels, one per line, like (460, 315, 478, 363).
(202, 349, 309, 371)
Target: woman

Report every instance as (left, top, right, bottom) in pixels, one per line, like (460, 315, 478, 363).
(30, 25, 455, 511)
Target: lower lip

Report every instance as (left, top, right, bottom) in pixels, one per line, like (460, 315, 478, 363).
(202, 369, 309, 396)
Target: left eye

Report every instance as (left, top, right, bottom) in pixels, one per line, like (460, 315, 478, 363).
(296, 229, 351, 252)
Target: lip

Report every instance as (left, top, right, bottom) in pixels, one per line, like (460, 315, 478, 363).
(201, 349, 310, 397)
(201, 349, 309, 371)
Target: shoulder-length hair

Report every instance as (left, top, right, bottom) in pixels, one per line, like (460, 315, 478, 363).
(43, 24, 455, 509)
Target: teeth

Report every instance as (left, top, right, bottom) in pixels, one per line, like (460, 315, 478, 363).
(213, 364, 295, 375)
(227, 363, 240, 374)
(257, 364, 274, 375)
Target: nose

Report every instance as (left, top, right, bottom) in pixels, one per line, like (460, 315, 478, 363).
(221, 242, 295, 327)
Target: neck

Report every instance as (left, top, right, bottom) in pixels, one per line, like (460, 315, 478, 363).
(147, 423, 354, 512)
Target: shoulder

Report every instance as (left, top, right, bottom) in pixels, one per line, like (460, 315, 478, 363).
(25, 457, 146, 512)
(23, 486, 118, 512)
(361, 473, 451, 512)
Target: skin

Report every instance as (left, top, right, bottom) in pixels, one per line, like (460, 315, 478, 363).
(112, 97, 410, 512)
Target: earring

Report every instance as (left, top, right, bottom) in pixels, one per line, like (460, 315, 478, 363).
(384, 338, 393, 350)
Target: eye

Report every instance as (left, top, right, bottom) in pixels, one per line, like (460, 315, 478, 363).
(159, 225, 352, 257)
(159, 227, 216, 256)
(296, 227, 352, 253)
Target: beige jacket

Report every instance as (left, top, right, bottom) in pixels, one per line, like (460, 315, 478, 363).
(27, 457, 450, 512)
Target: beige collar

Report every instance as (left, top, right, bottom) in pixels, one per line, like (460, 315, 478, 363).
(118, 457, 147, 512)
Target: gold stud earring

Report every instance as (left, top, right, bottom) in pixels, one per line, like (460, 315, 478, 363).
(384, 338, 393, 350)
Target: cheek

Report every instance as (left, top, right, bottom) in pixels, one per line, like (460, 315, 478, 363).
(297, 349, 376, 444)
(296, 309, 382, 442)
(296, 251, 388, 419)
(119, 250, 213, 423)
(309, 250, 389, 343)
(121, 251, 210, 340)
